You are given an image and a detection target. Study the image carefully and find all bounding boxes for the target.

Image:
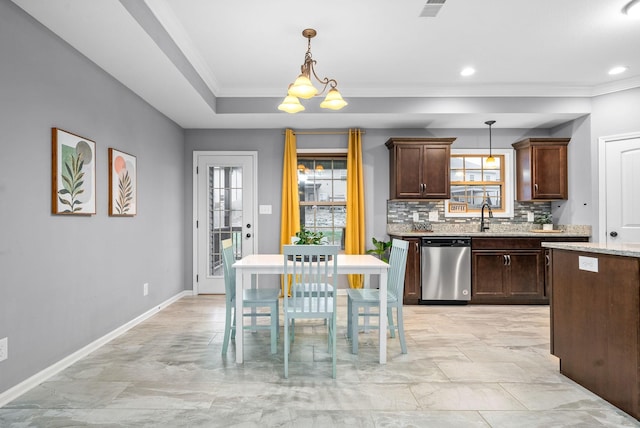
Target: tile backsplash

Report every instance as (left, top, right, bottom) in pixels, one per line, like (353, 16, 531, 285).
(387, 200, 552, 226)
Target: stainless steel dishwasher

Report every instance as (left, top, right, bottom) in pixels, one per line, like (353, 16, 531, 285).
(420, 237, 471, 303)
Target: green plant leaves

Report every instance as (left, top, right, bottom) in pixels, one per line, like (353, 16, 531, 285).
(116, 170, 133, 214)
(57, 151, 85, 213)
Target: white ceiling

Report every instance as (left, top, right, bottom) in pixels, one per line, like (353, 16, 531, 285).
(12, 0, 640, 129)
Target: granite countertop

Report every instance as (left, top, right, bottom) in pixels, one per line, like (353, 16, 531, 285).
(387, 224, 591, 238)
(542, 241, 640, 258)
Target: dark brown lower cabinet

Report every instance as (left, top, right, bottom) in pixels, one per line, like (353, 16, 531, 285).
(390, 235, 589, 305)
(550, 249, 640, 419)
(472, 249, 544, 303)
(471, 236, 588, 304)
(402, 238, 421, 304)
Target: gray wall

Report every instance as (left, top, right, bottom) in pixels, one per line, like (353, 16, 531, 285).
(590, 87, 640, 240)
(550, 115, 593, 226)
(0, 1, 185, 394)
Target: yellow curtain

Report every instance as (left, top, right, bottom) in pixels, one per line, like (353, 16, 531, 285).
(280, 129, 300, 295)
(346, 129, 365, 288)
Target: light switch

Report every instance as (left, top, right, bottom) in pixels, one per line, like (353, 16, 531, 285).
(259, 205, 272, 215)
(412, 212, 419, 222)
(527, 212, 534, 222)
(429, 211, 438, 222)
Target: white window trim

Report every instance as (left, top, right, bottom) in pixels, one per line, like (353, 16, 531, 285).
(445, 148, 515, 219)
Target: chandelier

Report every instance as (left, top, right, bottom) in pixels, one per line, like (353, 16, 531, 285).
(278, 29, 348, 114)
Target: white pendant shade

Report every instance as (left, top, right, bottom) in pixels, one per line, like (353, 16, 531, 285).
(278, 95, 305, 113)
(288, 75, 318, 99)
(485, 155, 497, 168)
(319, 88, 348, 110)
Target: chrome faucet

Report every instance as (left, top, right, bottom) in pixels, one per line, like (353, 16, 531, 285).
(480, 200, 493, 232)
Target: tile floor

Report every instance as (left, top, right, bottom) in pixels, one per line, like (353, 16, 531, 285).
(1, 295, 639, 427)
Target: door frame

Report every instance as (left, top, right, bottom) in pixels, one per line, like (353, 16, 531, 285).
(598, 131, 640, 243)
(192, 151, 258, 295)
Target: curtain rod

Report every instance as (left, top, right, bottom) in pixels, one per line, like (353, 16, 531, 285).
(282, 130, 366, 135)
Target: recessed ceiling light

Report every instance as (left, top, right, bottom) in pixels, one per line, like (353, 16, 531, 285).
(608, 66, 628, 75)
(622, 0, 640, 17)
(460, 67, 476, 77)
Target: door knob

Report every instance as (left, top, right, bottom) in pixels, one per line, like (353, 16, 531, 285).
(246, 233, 252, 238)
(610, 231, 618, 237)
(246, 223, 251, 228)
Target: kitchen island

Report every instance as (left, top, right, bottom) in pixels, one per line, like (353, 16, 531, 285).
(543, 241, 640, 420)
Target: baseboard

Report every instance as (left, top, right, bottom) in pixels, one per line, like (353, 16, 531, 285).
(0, 290, 190, 408)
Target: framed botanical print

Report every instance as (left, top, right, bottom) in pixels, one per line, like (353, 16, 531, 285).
(108, 148, 137, 216)
(52, 128, 96, 215)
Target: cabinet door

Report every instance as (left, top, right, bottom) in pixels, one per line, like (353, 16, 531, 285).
(394, 145, 424, 198)
(422, 145, 451, 199)
(472, 251, 508, 299)
(532, 145, 567, 199)
(507, 251, 545, 299)
(403, 238, 421, 304)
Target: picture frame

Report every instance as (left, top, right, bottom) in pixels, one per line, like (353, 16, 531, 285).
(52, 128, 96, 215)
(108, 148, 137, 216)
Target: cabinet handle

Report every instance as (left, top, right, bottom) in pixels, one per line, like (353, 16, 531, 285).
(545, 254, 550, 266)
(506, 254, 512, 266)
(503, 255, 508, 265)
(534, 183, 538, 192)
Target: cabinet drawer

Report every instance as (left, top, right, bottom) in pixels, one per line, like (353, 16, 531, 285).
(472, 237, 542, 250)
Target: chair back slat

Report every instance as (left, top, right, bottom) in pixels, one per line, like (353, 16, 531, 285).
(387, 239, 410, 302)
(283, 245, 338, 315)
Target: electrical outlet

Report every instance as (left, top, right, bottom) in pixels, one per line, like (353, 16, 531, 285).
(527, 212, 535, 222)
(143, 283, 149, 296)
(429, 211, 438, 222)
(412, 212, 419, 222)
(0, 337, 7, 362)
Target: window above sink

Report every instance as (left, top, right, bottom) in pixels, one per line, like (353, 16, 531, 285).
(445, 149, 514, 219)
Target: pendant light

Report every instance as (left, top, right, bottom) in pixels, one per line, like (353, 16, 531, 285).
(485, 120, 497, 168)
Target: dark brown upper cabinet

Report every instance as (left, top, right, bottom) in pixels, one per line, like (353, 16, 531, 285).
(386, 137, 455, 200)
(512, 138, 570, 201)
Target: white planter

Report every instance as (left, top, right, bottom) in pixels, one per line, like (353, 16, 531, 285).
(542, 224, 553, 231)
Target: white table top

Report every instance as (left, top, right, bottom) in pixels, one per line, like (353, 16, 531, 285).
(233, 253, 389, 271)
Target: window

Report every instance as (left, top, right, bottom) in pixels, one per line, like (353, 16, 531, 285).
(450, 154, 505, 211)
(297, 155, 347, 248)
(445, 149, 514, 218)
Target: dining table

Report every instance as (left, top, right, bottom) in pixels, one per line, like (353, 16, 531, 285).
(232, 253, 390, 364)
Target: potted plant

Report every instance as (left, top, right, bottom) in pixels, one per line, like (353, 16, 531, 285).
(366, 237, 392, 263)
(293, 226, 327, 245)
(534, 213, 553, 231)
(290, 227, 330, 260)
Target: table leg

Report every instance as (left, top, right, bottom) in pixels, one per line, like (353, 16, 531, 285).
(378, 270, 387, 364)
(235, 269, 244, 364)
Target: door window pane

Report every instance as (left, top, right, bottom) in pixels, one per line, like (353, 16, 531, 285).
(209, 166, 243, 276)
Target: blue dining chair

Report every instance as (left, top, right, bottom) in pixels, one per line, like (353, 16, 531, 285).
(221, 239, 280, 355)
(283, 244, 339, 378)
(347, 239, 410, 354)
